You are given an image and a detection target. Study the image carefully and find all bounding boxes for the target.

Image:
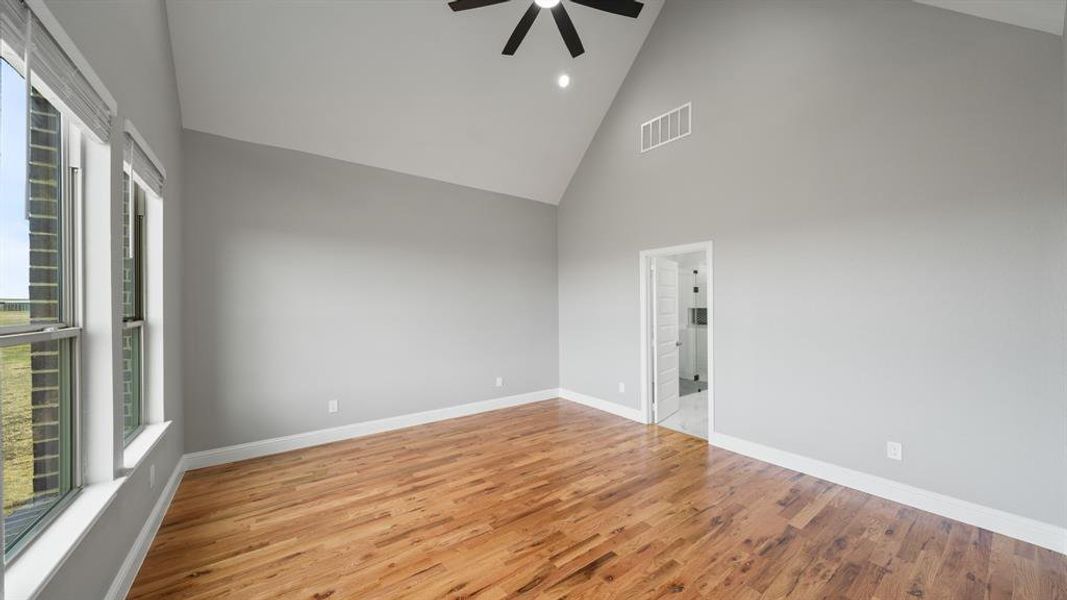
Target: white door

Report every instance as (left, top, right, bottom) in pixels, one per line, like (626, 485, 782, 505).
(652, 257, 680, 422)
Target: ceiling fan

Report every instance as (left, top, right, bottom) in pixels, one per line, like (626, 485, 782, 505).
(448, 0, 644, 58)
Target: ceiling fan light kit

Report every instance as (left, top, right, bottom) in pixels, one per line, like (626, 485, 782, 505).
(448, 0, 645, 58)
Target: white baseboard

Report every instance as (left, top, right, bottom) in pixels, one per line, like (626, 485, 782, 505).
(105, 457, 186, 600)
(104, 390, 1064, 600)
(709, 432, 1067, 555)
(553, 395, 1064, 554)
(559, 388, 646, 423)
(183, 388, 560, 470)
(103, 390, 557, 598)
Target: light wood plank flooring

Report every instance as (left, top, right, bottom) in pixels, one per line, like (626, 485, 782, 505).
(129, 399, 1066, 599)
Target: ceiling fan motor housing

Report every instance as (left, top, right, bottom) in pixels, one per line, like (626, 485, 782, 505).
(448, 0, 646, 58)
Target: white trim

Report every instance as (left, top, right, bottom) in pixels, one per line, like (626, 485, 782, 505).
(5, 479, 124, 600)
(24, 0, 118, 113)
(558, 389, 644, 423)
(107, 391, 559, 596)
(104, 457, 185, 600)
(709, 432, 1067, 555)
(638, 241, 714, 434)
(183, 389, 560, 470)
(122, 421, 172, 473)
(76, 396, 1066, 599)
(557, 395, 1066, 554)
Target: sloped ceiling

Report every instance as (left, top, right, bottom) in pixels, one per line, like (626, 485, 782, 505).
(165, 0, 663, 205)
(913, 0, 1065, 35)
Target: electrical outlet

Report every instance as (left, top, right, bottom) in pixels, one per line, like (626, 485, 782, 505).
(495, 377, 504, 387)
(886, 441, 903, 461)
(149, 464, 156, 489)
(328, 399, 339, 414)
(618, 382, 626, 393)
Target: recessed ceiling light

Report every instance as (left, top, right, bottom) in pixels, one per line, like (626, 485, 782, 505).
(557, 73, 571, 88)
(535, 0, 561, 8)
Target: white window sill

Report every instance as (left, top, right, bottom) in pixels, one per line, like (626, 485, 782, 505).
(123, 421, 172, 473)
(6, 421, 172, 599)
(5, 478, 123, 600)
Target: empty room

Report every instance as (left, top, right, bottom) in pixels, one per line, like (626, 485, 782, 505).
(0, 0, 1064, 598)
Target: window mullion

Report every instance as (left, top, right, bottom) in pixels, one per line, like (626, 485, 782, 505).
(0, 326, 80, 348)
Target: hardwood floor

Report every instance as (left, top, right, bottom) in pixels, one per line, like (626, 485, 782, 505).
(129, 399, 1066, 599)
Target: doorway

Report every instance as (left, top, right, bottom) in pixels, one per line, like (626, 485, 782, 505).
(639, 242, 713, 440)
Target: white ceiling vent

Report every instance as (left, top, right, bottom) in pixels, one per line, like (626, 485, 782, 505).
(640, 102, 691, 153)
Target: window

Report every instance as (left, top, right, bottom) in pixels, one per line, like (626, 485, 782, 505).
(0, 59, 80, 558)
(122, 173, 145, 441)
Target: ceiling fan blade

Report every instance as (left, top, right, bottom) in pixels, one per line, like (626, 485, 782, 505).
(503, 2, 540, 55)
(551, 4, 585, 58)
(448, 0, 510, 11)
(569, 0, 643, 18)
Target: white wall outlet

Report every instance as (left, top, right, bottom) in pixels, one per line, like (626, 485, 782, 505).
(149, 464, 156, 489)
(328, 399, 339, 414)
(618, 382, 626, 393)
(886, 441, 903, 461)
(495, 377, 504, 387)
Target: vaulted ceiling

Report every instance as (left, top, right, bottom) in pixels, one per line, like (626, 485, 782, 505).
(914, 0, 1065, 35)
(165, 0, 1062, 206)
(165, 0, 664, 205)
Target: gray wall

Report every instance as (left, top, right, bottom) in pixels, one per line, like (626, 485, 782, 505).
(558, 0, 1066, 527)
(37, 1, 186, 599)
(182, 131, 558, 452)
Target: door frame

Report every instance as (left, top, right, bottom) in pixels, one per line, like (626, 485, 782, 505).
(638, 241, 714, 437)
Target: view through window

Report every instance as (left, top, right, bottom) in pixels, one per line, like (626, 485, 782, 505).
(122, 172, 144, 440)
(1, 58, 77, 557)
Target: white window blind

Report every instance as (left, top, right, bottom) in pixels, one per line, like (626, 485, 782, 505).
(124, 132, 165, 196)
(0, 0, 113, 142)
(0, 0, 28, 60)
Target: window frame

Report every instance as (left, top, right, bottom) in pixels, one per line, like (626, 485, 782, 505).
(121, 171, 146, 444)
(0, 59, 84, 562)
